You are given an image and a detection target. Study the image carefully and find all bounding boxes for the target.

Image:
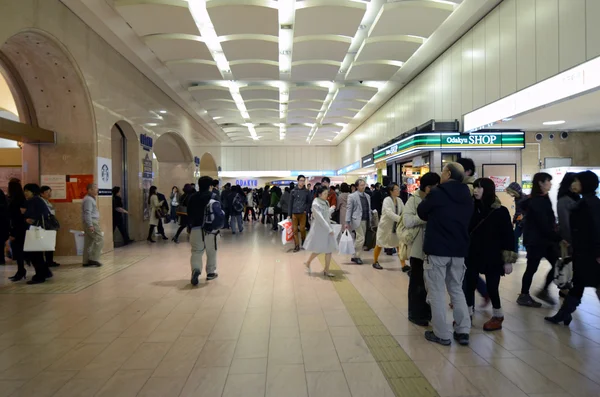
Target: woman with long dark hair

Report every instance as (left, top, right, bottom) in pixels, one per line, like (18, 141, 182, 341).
(173, 184, 193, 243)
(546, 171, 600, 325)
(557, 173, 580, 246)
(147, 186, 166, 243)
(517, 172, 564, 307)
(466, 178, 517, 331)
(7, 179, 27, 281)
(23, 183, 52, 284)
(170, 186, 180, 222)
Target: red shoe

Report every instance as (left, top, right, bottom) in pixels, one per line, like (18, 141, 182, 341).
(483, 316, 504, 331)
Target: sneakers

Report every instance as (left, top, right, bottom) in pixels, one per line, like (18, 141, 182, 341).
(483, 316, 504, 332)
(425, 330, 451, 346)
(207, 273, 219, 281)
(517, 293, 542, 308)
(535, 289, 557, 305)
(453, 332, 470, 346)
(351, 257, 364, 265)
(372, 262, 383, 270)
(191, 269, 200, 286)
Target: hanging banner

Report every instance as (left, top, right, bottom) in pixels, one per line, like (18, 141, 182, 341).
(97, 157, 112, 196)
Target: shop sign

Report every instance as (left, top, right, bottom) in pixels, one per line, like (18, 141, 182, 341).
(142, 153, 153, 179)
(236, 179, 258, 187)
(336, 161, 361, 176)
(96, 157, 112, 196)
(490, 176, 511, 192)
(140, 134, 153, 152)
(442, 134, 500, 146)
(271, 180, 295, 186)
(361, 153, 374, 168)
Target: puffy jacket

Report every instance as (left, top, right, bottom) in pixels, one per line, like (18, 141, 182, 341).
(288, 187, 312, 215)
(522, 195, 561, 247)
(417, 180, 474, 257)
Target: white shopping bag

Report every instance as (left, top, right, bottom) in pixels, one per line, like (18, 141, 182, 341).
(278, 219, 294, 245)
(338, 230, 355, 255)
(24, 226, 57, 252)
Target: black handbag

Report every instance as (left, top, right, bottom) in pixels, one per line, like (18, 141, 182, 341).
(45, 214, 60, 231)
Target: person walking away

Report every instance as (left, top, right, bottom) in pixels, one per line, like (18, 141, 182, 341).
(170, 186, 180, 222)
(7, 179, 26, 281)
(345, 178, 371, 265)
(288, 175, 312, 252)
(245, 188, 256, 221)
(41, 186, 61, 267)
(405, 172, 440, 326)
(545, 171, 600, 326)
(337, 183, 350, 232)
(518, 172, 564, 307)
(261, 186, 271, 224)
(303, 186, 338, 277)
(229, 186, 245, 234)
(22, 184, 53, 284)
(211, 180, 221, 202)
(279, 187, 291, 221)
(270, 186, 282, 231)
(0, 189, 9, 266)
(373, 183, 410, 272)
(173, 184, 193, 243)
(506, 182, 528, 251)
(417, 162, 473, 346)
(221, 183, 232, 229)
(82, 183, 104, 267)
(188, 176, 224, 285)
(112, 186, 133, 246)
(466, 178, 517, 331)
(147, 186, 167, 242)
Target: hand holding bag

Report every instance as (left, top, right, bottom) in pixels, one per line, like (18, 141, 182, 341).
(338, 230, 356, 255)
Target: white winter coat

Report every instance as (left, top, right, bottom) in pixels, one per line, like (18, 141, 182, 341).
(303, 198, 338, 254)
(149, 194, 164, 226)
(376, 196, 403, 248)
(403, 190, 427, 260)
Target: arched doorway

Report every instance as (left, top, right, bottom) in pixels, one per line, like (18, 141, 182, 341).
(200, 152, 218, 179)
(0, 30, 96, 255)
(154, 131, 195, 197)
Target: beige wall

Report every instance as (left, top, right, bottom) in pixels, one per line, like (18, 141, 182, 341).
(157, 162, 195, 199)
(210, 145, 337, 171)
(336, 0, 600, 169)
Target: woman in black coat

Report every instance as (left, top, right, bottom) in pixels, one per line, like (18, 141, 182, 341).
(465, 178, 517, 331)
(518, 172, 564, 307)
(0, 189, 9, 265)
(7, 179, 27, 281)
(546, 171, 600, 325)
(173, 184, 193, 243)
(22, 183, 52, 284)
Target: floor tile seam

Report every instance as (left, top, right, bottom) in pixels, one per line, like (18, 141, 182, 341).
(319, 255, 439, 397)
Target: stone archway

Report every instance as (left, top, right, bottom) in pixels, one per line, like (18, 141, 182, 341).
(154, 131, 195, 197)
(0, 29, 97, 255)
(200, 152, 218, 179)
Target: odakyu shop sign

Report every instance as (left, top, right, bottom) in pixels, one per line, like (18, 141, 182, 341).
(236, 179, 258, 187)
(373, 132, 524, 162)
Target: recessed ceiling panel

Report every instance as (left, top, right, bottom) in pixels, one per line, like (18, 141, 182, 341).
(336, 86, 377, 101)
(245, 100, 279, 110)
(295, 5, 366, 36)
(189, 86, 233, 102)
(208, 5, 278, 36)
(356, 41, 421, 63)
(289, 87, 329, 102)
(327, 109, 358, 118)
(230, 63, 280, 79)
(293, 40, 350, 63)
(208, 109, 241, 118)
(201, 99, 238, 111)
(289, 100, 324, 110)
(117, 4, 199, 36)
(292, 64, 340, 81)
(322, 116, 354, 124)
(247, 109, 279, 119)
(146, 38, 212, 62)
(240, 87, 279, 101)
(347, 64, 400, 80)
(329, 98, 367, 110)
(221, 40, 278, 62)
(288, 116, 315, 124)
(288, 109, 320, 118)
(168, 63, 223, 82)
(370, 3, 453, 38)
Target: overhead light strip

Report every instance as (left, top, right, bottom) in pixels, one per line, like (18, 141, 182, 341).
(278, 0, 295, 140)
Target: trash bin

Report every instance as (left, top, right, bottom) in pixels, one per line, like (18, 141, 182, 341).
(70, 230, 85, 256)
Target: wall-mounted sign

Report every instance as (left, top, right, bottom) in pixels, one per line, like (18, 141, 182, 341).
(290, 170, 336, 177)
(271, 180, 296, 186)
(142, 153, 153, 179)
(40, 175, 67, 200)
(194, 156, 200, 166)
(361, 153, 374, 168)
(373, 132, 525, 162)
(236, 179, 258, 187)
(140, 134, 153, 152)
(337, 161, 361, 176)
(96, 157, 112, 196)
(489, 175, 511, 192)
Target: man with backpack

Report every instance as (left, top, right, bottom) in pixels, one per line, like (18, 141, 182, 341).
(187, 176, 225, 286)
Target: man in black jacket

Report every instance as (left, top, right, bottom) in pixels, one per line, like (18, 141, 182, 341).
(221, 183, 231, 229)
(417, 162, 474, 346)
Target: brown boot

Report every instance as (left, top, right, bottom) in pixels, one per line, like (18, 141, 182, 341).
(483, 316, 504, 331)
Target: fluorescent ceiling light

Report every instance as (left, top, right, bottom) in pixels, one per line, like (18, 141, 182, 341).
(542, 120, 566, 126)
(146, 123, 158, 127)
(159, 110, 167, 114)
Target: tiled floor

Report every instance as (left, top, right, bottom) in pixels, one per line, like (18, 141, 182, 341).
(0, 222, 600, 396)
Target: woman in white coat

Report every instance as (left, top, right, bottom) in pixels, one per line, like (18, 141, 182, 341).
(147, 186, 165, 243)
(304, 186, 338, 277)
(373, 183, 410, 272)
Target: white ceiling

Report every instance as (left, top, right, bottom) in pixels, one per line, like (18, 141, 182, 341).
(61, 0, 500, 145)
(496, 89, 600, 132)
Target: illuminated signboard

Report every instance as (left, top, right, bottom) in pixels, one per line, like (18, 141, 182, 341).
(373, 132, 524, 162)
(361, 153, 374, 168)
(336, 161, 361, 176)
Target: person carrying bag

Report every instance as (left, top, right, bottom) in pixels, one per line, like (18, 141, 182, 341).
(22, 183, 54, 285)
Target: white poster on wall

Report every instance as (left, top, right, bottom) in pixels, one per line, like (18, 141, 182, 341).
(40, 175, 67, 200)
(97, 157, 112, 196)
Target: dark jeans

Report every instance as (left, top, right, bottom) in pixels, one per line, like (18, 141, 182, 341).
(465, 268, 501, 309)
(157, 219, 166, 237)
(514, 224, 523, 251)
(272, 209, 284, 229)
(408, 257, 431, 322)
(45, 251, 55, 266)
(521, 244, 559, 295)
(244, 206, 256, 221)
(113, 218, 131, 243)
(0, 238, 5, 264)
(224, 208, 231, 228)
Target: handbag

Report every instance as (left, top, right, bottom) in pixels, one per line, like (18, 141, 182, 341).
(176, 205, 187, 216)
(155, 208, 165, 218)
(45, 214, 60, 231)
(24, 223, 56, 252)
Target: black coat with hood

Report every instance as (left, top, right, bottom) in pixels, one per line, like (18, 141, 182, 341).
(417, 180, 474, 258)
(522, 194, 561, 247)
(570, 171, 600, 288)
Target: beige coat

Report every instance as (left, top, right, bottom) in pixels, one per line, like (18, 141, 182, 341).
(376, 196, 403, 248)
(337, 193, 349, 228)
(403, 190, 427, 260)
(149, 194, 164, 226)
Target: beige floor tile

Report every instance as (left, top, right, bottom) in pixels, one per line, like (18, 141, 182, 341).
(95, 369, 153, 397)
(266, 364, 308, 397)
(119, 315, 163, 339)
(306, 371, 352, 397)
(11, 370, 77, 397)
(301, 331, 342, 372)
(270, 325, 300, 339)
(323, 309, 354, 327)
(81, 331, 121, 345)
(136, 376, 186, 397)
(332, 334, 375, 363)
(241, 311, 271, 335)
(394, 335, 446, 361)
(457, 365, 528, 397)
(414, 358, 480, 397)
(0, 380, 25, 397)
(180, 366, 229, 397)
(341, 362, 395, 397)
(230, 357, 268, 374)
(488, 357, 565, 394)
(209, 312, 246, 340)
(271, 311, 299, 328)
(121, 342, 172, 370)
(269, 337, 304, 364)
(468, 334, 515, 359)
(535, 362, 600, 397)
(443, 351, 489, 367)
(181, 315, 218, 337)
(195, 339, 237, 367)
(299, 313, 329, 333)
(48, 343, 108, 371)
(53, 378, 107, 397)
(223, 373, 266, 397)
(234, 332, 269, 359)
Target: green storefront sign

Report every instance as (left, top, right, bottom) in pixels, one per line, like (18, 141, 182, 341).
(373, 132, 524, 161)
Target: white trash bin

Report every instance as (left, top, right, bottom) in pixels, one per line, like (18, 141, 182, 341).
(70, 230, 85, 256)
